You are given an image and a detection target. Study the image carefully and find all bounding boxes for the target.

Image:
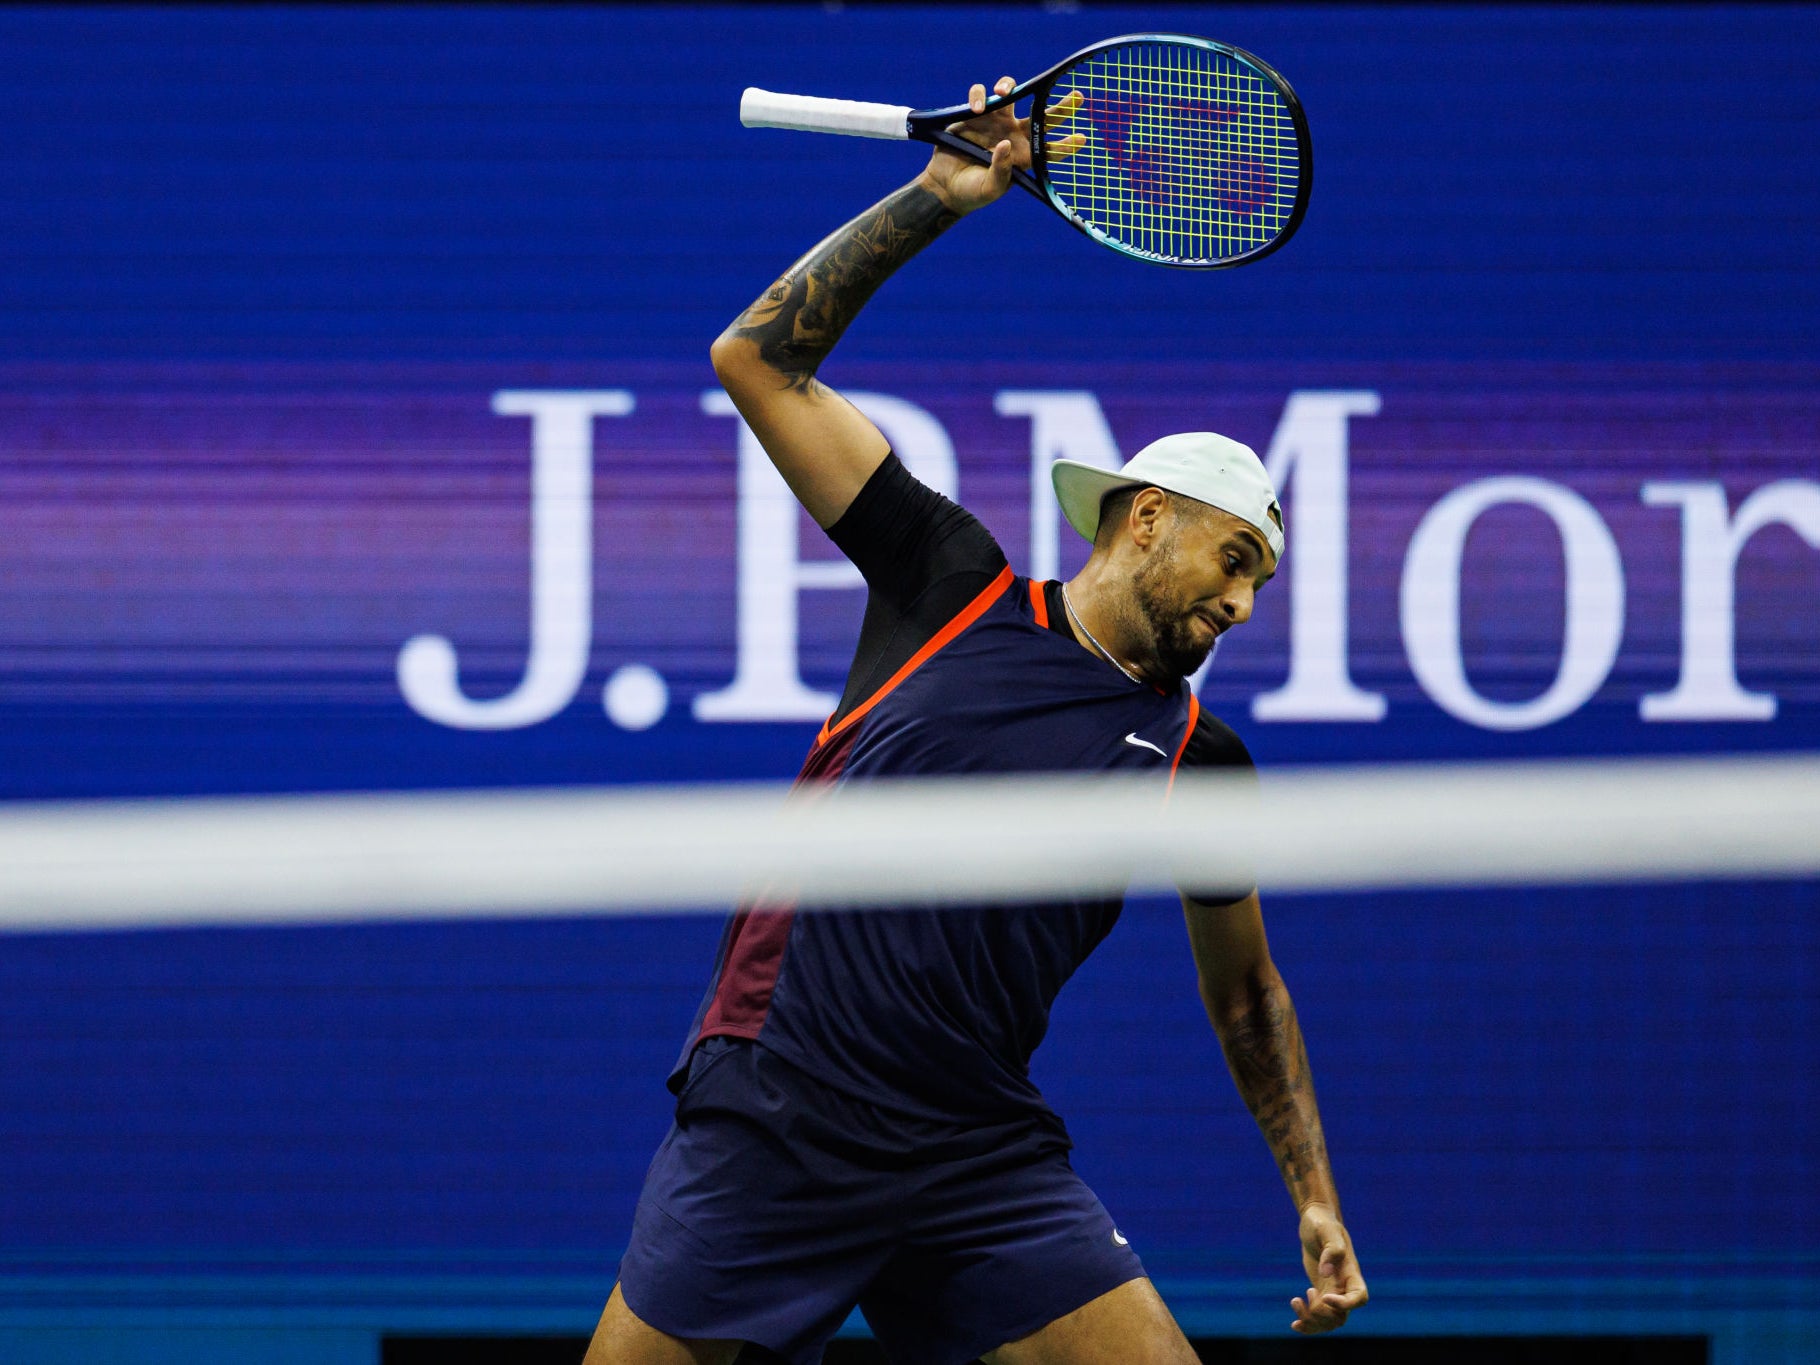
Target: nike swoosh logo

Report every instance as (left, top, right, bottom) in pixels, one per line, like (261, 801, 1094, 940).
(1123, 732, 1168, 758)
(1112, 1229, 1130, 1246)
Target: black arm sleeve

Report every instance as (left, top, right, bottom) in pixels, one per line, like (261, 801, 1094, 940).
(823, 454, 1008, 723)
(1178, 711, 1260, 906)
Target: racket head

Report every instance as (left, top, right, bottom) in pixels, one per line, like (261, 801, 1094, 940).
(1027, 34, 1313, 269)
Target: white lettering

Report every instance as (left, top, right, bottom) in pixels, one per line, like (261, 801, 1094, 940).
(1640, 480, 1820, 721)
(396, 390, 632, 730)
(693, 391, 958, 722)
(1401, 476, 1625, 731)
(1252, 391, 1387, 722)
(993, 390, 1123, 581)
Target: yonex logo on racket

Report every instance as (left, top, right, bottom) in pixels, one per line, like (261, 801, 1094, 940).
(1073, 97, 1272, 215)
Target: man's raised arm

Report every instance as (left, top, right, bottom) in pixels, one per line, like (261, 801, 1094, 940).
(708, 77, 1029, 528)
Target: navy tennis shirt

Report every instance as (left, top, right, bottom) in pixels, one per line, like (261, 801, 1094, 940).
(673, 455, 1255, 1130)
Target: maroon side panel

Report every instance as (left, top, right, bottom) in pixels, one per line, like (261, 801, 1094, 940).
(694, 724, 859, 1042)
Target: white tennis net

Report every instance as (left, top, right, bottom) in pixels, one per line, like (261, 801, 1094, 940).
(1, 753, 1815, 933)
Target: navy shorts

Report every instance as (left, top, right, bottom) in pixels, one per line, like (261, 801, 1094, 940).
(617, 1038, 1147, 1365)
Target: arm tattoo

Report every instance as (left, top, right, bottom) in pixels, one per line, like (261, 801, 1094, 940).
(1220, 977, 1335, 1211)
(726, 183, 959, 391)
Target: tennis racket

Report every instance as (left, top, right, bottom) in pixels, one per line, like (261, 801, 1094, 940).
(740, 34, 1312, 269)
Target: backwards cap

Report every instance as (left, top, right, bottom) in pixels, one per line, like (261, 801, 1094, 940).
(1051, 431, 1284, 561)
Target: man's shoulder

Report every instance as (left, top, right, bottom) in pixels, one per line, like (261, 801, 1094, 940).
(825, 452, 1006, 603)
(1180, 706, 1255, 772)
(829, 454, 1003, 553)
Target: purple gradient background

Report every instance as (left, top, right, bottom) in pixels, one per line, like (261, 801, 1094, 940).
(1, 361, 1814, 746)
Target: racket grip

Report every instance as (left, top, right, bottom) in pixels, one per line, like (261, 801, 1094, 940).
(740, 88, 911, 140)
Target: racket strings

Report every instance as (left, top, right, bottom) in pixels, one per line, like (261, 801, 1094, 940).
(1040, 41, 1301, 266)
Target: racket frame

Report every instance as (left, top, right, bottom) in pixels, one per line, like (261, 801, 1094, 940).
(907, 33, 1313, 269)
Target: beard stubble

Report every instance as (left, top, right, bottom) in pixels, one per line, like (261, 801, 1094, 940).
(1131, 530, 1215, 683)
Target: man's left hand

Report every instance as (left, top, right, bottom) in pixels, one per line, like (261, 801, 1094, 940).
(1290, 1203, 1368, 1334)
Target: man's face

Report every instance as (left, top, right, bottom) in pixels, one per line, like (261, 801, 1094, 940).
(1131, 501, 1277, 680)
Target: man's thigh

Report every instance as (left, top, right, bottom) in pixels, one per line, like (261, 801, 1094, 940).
(583, 1283, 741, 1365)
(859, 1142, 1152, 1363)
(983, 1279, 1199, 1365)
(617, 1103, 896, 1363)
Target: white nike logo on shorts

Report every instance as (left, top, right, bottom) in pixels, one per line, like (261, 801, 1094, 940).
(1123, 732, 1168, 758)
(1112, 1229, 1130, 1246)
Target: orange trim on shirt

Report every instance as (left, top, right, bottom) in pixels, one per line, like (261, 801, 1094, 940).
(816, 565, 1017, 747)
(1166, 693, 1201, 796)
(1028, 579, 1050, 629)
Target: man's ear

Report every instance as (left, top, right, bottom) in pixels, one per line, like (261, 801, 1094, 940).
(1129, 487, 1168, 549)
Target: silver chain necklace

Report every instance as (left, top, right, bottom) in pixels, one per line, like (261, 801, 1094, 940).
(1060, 583, 1144, 685)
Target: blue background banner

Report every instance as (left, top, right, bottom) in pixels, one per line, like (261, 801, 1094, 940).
(0, 6, 1816, 1362)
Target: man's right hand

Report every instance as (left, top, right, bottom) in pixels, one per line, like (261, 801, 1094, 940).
(918, 76, 1032, 215)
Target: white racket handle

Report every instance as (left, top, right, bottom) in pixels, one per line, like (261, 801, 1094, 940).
(740, 88, 911, 140)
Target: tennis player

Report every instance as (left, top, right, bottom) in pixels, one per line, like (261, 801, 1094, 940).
(587, 78, 1367, 1365)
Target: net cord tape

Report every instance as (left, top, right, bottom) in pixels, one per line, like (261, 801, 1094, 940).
(0, 755, 1815, 932)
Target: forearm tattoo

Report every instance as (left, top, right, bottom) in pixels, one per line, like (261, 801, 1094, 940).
(1221, 978, 1334, 1210)
(726, 183, 959, 391)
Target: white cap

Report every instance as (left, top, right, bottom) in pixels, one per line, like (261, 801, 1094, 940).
(1052, 432, 1284, 561)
